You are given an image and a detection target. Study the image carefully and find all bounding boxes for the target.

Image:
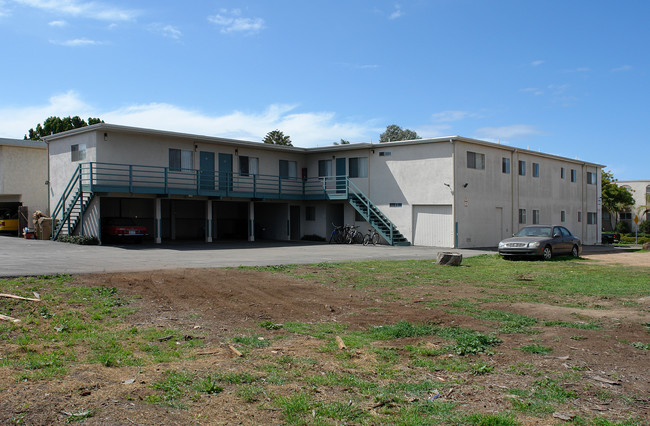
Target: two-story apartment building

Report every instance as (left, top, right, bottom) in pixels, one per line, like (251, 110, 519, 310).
(44, 123, 603, 247)
(615, 180, 650, 231)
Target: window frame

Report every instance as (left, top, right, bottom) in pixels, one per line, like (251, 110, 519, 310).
(533, 163, 540, 178)
(279, 160, 297, 179)
(518, 160, 526, 176)
(239, 155, 259, 177)
(349, 157, 368, 178)
(502, 157, 510, 174)
(71, 144, 87, 162)
(169, 148, 193, 171)
(518, 208, 527, 224)
(467, 151, 485, 170)
(532, 209, 540, 224)
(570, 169, 577, 182)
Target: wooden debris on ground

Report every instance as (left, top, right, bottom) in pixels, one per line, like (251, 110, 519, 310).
(335, 336, 347, 350)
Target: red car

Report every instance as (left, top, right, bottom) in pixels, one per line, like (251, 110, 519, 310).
(102, 217, 148, 243)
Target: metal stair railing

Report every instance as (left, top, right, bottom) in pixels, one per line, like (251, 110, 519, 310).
(51, 164, 93, 240)
(346, 178, 409, 245)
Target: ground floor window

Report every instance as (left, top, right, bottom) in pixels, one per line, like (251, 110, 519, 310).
(532, 209, 540, 224)
(578, 211, 582, 222)
(561, 210, 566, 222)
(587, 212, 597, 224)
(519, 209, 526, 224)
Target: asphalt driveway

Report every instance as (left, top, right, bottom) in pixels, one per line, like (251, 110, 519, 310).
(0, 236, 496, 277)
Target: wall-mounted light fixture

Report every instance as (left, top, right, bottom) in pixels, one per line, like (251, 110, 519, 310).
(463, 183, 469, 188)
(235, 148, 239, 155)
(103, 133, 108, 141)
(371, 149, 375, 154)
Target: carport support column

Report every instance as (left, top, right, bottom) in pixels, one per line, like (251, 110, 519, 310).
(248, 201, 255, 242)
(205, 200, 213, 243)
(155, 198, 162, 244)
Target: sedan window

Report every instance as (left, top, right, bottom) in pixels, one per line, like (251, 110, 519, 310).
(560, 227, 571, 237)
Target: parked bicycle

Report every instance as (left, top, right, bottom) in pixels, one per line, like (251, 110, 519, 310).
(345, 225, 363, 244)
(363, 228, 381, 246)
(329, 223, 345, 244)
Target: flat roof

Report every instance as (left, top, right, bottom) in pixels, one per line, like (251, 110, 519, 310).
(0, 137, 46, 149)
(42, 123, 604, 168)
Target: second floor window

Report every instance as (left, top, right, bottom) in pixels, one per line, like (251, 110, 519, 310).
(587, 172, 596, 184)
(280, 160, 297, 179)
(518, 160, 526, 176)
(71, 144, 86, 162)
(349, 157, 368, 178)
(239, 156, 258, 177)
(533, 163, 540, 178)
(502, 158, 510, 174)
(318, 160, 332, 177)
(467, 151, 485, 169)
(169, 148, 192, 171)
(571, 169, 577, 182)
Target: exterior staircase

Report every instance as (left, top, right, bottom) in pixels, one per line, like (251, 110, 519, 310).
(51, 164, 94, 240)
(347, 179, 410, 246)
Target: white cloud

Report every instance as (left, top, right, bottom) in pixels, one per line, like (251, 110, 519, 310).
(531, 60, 544, 67)
(431, 110, 470, 123)
(474, 124, 541, 141)
(50, 38, 103, 46)
(0, 91, 374, 146)
(389, 4, 402, 20)
(520, 87, 543, 96)
(148, 23, 181, 40)
(208, 9, 265, 34)
(13, 0, 138, 21)
(0, 90, 93, 138)
(562, 67, 590, 73)
(0, 0, 11, 16)
(48, 19, 66, 26)
(612, 65, 632, 72)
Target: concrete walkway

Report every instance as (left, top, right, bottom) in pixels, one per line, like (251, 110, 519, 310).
(0, 236, 496, 277)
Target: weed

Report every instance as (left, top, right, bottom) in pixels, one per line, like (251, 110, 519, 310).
(232, 335, 270, 348)
(630, 342, 649, 350)
(194, 376, 223, 394)
(462, 412, 521, 425)
(258, 320, 283, 330)
(543, 320, 602, 330)
(519, 344, 552, 355)
(237, 385, 265, 403)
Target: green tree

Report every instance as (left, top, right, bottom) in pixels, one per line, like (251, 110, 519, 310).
(263, 129, 292, 146)
(25, 116, 103, 140)
(601, 170, 635, 230)
(379, 124, 421, 142)
(333, 139, 350, 145)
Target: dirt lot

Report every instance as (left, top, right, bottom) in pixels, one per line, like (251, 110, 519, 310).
(1, 253, 649, 425)
(582, 250, 650, 267)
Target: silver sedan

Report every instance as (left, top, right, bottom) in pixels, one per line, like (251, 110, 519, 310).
(498, 225, 582, 260)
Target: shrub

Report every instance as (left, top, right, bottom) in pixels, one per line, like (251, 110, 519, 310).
(57, 235, 99, 245)
(639, 220, 650, 234)
(616, 221, 631, 234)
(619, 235, 650, 245)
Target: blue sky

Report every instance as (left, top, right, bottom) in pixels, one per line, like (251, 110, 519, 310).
(0, 0, 648, 180)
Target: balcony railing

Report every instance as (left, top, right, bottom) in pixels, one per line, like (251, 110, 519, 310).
(79, 162, 349, 200)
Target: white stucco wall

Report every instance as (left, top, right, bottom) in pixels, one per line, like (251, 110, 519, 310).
(0, 143, 48, 218)
(617, 180, 650, 230)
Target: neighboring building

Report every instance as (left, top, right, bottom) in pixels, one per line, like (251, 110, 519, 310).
(43, 124, 603, 247)
(615, 180, 650, 231)
(0, 138, 49, 231)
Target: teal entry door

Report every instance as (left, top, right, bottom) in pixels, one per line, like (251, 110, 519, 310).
(199, 152, 215, 190)
(335, 157, 346, 193)
(218, 153, 233, 191)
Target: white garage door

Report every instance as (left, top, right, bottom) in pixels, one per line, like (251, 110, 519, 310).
(412, 205, 453, 247)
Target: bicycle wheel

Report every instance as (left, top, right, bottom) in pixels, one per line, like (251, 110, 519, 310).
(372, 233, 380, 246)
(363, 234, 370, 246)
(354, 232, 364, 244)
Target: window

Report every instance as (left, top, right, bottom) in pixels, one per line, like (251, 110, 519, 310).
(305, 206, 315, 221)
(561, 210, 566, 222)
(570, 169, 577, 182)
(71, 144, 86, 162)
(518, 160, 526, 176)
(578, 211, 582, 222)
(533, 163, 540, 178)
(502, 158, 510, 174)
(587, 212, 597, 225)
(519, 209, 526, 224)
(620, 212, 632, 220)
(239, 156, 258, 176)
(349, 157, 368, 178)
(587, 172, 596, 184)
(279, 160, 297, 179)
(389, 203, 402, 208)
(467, 151, 485, 169)
(561, 167, 565, 179)
(318, 160, 332, 177)
(379, 151, 391, 156)
(169, 148, 193, 171)
(533, 209, 540, 224)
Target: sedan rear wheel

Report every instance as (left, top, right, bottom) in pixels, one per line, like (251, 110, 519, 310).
(542, 245, 552, 261)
